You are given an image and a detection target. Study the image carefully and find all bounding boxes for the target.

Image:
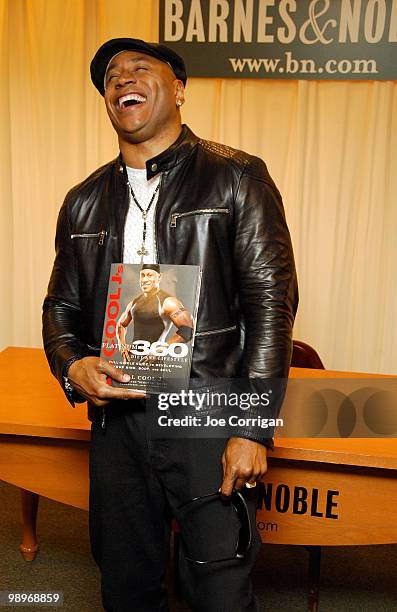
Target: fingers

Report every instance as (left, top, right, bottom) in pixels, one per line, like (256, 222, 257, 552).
(220, 468, 259, 495)
(220, 437, 268, 497)
(98, 359, 130, 383)
(234, 477, 249, 491)
(220, 468, 236, 498)
(220, 457, 253, 496)
(91, 361, 145, 404)
(67, 356, 145, 406)
(223, 471, 262, 494)
(99, 383, 145, 401)
(83, 387, 145, 407)
(233, 465, 257, 491)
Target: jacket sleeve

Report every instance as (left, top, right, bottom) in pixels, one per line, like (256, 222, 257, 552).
(42, 197, 90, 404)
(232, 156, 299, 448)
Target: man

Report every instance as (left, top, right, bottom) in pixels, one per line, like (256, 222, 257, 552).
(43, 38, 298, 612)
(116, 264, 194, 363)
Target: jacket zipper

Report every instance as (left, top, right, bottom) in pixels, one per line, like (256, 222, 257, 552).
(71, 230, 107, 245)
(170, 208, 230, 228)
(196, 325, 237, 337)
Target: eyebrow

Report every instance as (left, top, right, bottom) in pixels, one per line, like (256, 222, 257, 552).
(106, 55, 154, 74)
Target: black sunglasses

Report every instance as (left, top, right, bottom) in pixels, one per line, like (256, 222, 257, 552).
(177, 490, 252, 564)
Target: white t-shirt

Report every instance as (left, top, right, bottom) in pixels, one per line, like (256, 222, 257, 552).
(123, 166, 161, 264)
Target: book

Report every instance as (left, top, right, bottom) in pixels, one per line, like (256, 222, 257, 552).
(100, 263, 201, 394)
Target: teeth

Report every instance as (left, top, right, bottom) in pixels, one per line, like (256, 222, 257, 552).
(118, 93, 146, 108)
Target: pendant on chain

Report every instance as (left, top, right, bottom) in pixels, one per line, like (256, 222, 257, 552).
(128, 180, 160, 262)
(137, 246, 149, 257)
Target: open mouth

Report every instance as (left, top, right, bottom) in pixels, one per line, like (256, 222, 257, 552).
(118, 93, 146, 109)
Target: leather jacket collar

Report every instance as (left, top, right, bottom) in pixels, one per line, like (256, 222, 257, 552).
(117, 124, 199, 180)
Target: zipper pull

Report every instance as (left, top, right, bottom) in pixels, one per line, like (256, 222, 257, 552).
(101, 408, 106, 429)
(170, 214, 178, 228)
(98, 230, 107, 245)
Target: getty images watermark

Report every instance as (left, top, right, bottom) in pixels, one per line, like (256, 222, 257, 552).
(147, 379, 287, 438)
(156, 388, 283, 431)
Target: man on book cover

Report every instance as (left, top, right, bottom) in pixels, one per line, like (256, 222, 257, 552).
(43, 37, 298, 612)
(116, 264, 193, 363)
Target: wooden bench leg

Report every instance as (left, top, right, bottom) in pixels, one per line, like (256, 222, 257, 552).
(19, 489, 39, 561)
(307, 545, 321, 612)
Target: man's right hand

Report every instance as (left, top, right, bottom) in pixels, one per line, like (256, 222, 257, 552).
(67, 357, 145, 406)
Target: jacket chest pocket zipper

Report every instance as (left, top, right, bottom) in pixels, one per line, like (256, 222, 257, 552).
(196, 325, 237, 337)
(170, 208, 230, 228)
(70, 230, 107, 245)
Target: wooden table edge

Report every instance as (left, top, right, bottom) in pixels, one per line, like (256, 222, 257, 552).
(0, 422, 91, 442)
(272, 441, 397, 470)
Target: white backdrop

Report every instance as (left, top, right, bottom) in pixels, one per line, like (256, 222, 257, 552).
(1, 0, 396, 374)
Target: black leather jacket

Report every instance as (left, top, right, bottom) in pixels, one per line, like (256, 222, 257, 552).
(43, 125, 298, 447)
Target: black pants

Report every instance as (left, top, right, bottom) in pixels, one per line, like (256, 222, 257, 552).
(89, 403, 261, 612)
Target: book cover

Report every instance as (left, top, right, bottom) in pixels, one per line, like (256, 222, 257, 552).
(100, 263, 201, 394)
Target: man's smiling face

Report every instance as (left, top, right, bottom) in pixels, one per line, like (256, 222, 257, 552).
(139, 269, 161, 294)
(104, 51, 184, 146)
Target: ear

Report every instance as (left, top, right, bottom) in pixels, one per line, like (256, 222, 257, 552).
(174, 81, 185, 108)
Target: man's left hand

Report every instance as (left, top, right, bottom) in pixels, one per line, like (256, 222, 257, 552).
(220, 437, 268, 497)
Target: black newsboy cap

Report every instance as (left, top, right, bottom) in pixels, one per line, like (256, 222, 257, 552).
(141, 263, 161, 273)
(90, 38, 187, 95)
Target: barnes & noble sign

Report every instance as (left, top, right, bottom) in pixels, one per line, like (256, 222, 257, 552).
(159, 0, 397, 80)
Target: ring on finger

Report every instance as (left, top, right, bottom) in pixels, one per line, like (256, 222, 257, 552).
(245, 481, 257, 489)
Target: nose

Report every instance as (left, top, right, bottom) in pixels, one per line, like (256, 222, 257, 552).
(115, 70, 137, 88)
